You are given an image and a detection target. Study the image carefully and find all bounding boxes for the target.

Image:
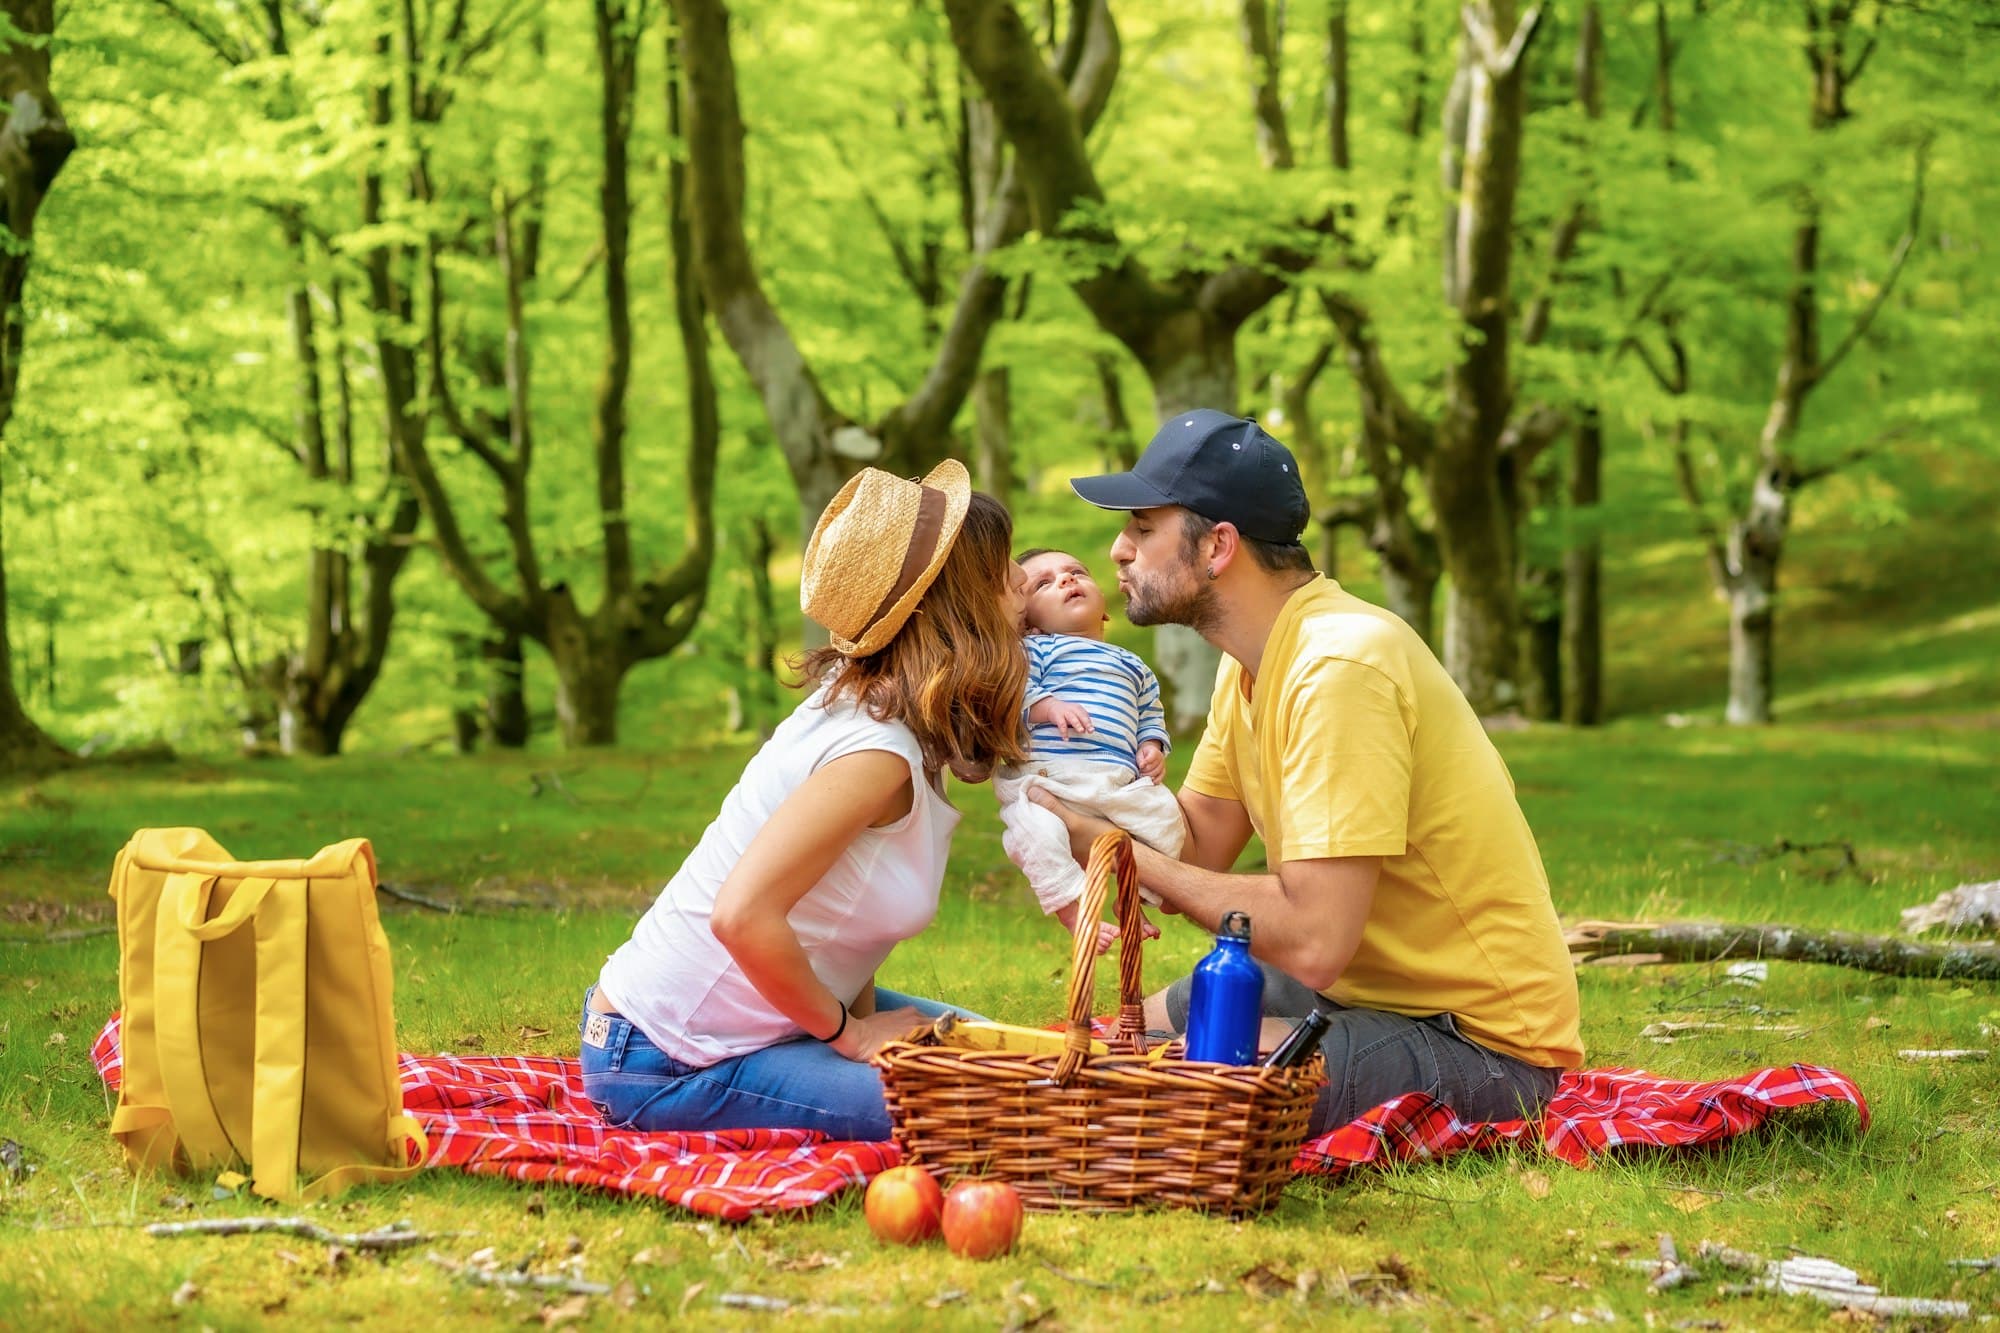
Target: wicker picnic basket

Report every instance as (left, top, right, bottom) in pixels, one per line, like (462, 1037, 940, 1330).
(874, 830, 1326, 1217)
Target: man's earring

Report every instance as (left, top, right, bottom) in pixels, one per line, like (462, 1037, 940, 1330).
(1206, 567, 1218, 581)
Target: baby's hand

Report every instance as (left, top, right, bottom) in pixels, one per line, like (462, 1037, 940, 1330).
(1136, 740, 1166, 783)
(1031, 698, 1096, 740)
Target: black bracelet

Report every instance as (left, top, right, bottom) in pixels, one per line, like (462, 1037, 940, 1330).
(817, 1004, 850, 1045)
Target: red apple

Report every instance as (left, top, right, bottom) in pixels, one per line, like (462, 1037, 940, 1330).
(940, 1179, 1024, 1260)
(864, 1165, 945, 1245)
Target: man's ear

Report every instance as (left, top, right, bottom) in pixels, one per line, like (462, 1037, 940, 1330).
(1207, 521, 1243, 577)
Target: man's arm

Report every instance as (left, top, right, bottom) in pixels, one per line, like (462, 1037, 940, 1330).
(1128, 840, 1379, 990)
(1030, 787, 1377, 990)
(1175, 786, 1253, 871)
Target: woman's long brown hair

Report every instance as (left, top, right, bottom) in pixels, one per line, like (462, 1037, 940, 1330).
(796, 492, 1027, 782)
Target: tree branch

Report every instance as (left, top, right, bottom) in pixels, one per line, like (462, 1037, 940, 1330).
(1240, 0, 1293, 170)
(1462, 2, 1542, 77)
(944, 0, 1175, 354)
(422, 237, 513, 482)
(1814, 142, 1925, 386)
(888, 0, 1121, 447)
(1665, 419, 1728, 586)
(825, 133, 931, 303)
(1315, 493, 1377, 528)
(1498, 403, 1570, 466)
(673, 0, 847, 479)
(150, 0, 256, 64)
(1321, 290, 1435, 467)
(1567, 918, 2000, 983)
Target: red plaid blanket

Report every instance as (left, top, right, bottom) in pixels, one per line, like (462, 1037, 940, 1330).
(91, 1017, 1865, 1219)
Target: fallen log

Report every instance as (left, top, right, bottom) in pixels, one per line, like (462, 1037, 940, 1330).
(1565, 920, 2000, 982)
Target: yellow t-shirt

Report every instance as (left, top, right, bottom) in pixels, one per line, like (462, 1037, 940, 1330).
(1183, 576, 1584, 1069)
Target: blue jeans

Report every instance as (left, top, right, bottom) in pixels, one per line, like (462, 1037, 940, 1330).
(578, 987, 980, 1142)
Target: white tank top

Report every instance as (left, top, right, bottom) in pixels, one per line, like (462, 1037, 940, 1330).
(596, 683, 960, 1066)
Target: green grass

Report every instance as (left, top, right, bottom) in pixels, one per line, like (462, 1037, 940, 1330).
(3, 715, 1998, 1328)
(3, 449, 1999, 1327)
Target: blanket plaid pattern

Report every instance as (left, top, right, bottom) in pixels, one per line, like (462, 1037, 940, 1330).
(91, 1017, 1866, 1218)
(1292, 1063, 1868, 1177)
(89, 1017, 895, 1220)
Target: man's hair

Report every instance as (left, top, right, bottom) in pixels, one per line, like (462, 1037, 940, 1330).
(797, 492, 1029, 782)
(1179, 511, 1314, 574)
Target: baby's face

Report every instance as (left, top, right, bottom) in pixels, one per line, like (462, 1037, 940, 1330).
(1020, 551, 1109, 639)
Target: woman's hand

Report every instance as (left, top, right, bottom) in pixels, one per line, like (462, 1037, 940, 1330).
(833, 1006, 926, 1062)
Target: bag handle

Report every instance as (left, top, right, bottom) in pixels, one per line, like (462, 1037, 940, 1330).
(175, 874, 279, 940)
(153, 874, 248, 1170)
(247, 877, 309, 1201)
(1055, 831, 1150, 1085)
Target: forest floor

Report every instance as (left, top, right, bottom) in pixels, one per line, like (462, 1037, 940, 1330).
(3, 467, 1999, 1327)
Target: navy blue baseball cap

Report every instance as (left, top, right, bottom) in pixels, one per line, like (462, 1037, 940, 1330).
(1070, 409, 1310, 544)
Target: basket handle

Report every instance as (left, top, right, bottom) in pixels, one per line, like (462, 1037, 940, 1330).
(1055, 830, 1150, 1084)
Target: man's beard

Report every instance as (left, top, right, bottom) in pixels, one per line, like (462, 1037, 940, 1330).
(1125, 571, 1220, 636)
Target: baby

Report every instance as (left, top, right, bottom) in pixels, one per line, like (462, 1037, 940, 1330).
(996, 548, 1189, 946)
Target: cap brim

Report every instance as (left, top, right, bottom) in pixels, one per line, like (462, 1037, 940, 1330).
(1070, 471, 1175, 513)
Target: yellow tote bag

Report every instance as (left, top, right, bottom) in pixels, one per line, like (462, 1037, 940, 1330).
(107, 828, 426, 1202)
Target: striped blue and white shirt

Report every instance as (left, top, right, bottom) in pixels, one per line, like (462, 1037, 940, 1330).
(1023, 634, 1170, 774)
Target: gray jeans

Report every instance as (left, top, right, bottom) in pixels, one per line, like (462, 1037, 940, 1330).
(1164, 960, 1562, 1137)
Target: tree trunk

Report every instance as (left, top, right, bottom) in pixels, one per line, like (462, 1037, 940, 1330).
(1724, 472, 1786, 726)
(449, 632, 482, 755)
(1430, 4, 1538, 715)
(1093, 352, 1137, 470)
(1147, 338, 1237, 734)
(1437, 505, 1520, 714)
(548, 597, 623, 747)
(0, 0, 75, 775)
(1519, 461, 1563, 722)
(484, 630, 529, 747)
(1562, 406, 1603, 725)
(972, 364, 1012, 507)
(1377, 550, 1438, 647)
(276, 695, 340, 758)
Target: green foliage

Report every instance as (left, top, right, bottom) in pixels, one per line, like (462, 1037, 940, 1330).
(2, 0, 1996, 748)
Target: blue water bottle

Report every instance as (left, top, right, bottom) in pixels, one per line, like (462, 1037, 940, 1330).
(1183, 911, 1262, 1064)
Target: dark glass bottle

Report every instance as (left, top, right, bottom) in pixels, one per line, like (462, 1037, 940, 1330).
(1183, 911, 1262, 1064)
(1261, 1008, 1331, 1069)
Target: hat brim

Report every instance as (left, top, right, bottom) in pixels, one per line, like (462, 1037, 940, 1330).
(1069, 470, 1176, 513)
(835, 459, 973, 657)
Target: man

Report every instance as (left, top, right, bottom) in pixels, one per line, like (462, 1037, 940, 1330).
(1032, 409, 1582, 1134)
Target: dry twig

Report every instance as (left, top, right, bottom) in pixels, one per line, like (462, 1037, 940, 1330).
(426, 1251, 608, 1295)
(147, 1217, 459, 1250)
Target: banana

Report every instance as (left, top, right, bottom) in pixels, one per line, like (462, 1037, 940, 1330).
(930, 1012, 1107, 1057)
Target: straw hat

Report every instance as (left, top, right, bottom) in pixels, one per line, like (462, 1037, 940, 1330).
(801, 459, 972, 657)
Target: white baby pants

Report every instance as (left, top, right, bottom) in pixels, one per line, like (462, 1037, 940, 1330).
(994, 759, 1189, 915)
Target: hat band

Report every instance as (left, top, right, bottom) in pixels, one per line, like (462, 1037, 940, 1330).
(858, 484, 948, 638)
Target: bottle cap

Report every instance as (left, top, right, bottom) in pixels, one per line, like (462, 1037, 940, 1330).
(1219, 910, 1251, 942)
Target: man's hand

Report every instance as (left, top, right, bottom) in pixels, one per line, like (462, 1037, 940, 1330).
(1135, 740, 1166, 783)
(1028, 697, 1095, 739)
(1027, 786, 1116, 863)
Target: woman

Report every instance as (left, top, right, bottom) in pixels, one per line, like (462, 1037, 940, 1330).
(580, 461, 1028, 1141)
